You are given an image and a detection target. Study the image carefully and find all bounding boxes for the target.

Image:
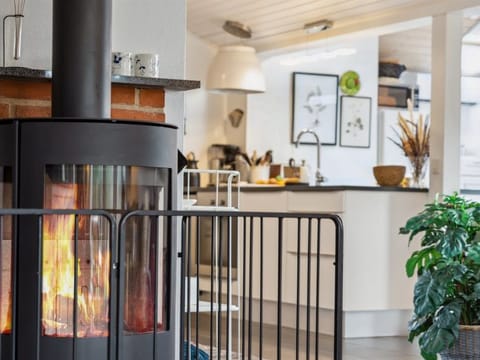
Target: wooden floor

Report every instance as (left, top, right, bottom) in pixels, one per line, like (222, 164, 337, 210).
(343, 337, 421, 360)
(187, 316, 422, 359)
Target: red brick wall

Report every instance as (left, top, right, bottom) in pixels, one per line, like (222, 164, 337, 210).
(0, 79, 165, 122)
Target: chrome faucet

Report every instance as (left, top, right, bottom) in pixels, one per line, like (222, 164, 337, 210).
(295, 128, 325, 184)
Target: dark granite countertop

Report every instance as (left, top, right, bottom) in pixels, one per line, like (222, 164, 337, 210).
(194, 184, 428, 193)
(0, 66, 200, 91)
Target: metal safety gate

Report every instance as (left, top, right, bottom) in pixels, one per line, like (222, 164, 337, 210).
(0, 209, 343, 360)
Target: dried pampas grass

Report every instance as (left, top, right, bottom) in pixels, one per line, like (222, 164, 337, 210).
(388, 100, 430, 159)
(388, 99, 430, 186)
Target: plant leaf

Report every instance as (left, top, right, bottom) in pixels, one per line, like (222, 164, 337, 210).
(406, 247, 440, 277)
(419, 327, 456, 356)
(414, 271, 447, 316)
(435, 301, 461, 329)
(473, 282, 480, 298)
(417, 302, 460, 356)
(436, 228, 468, 257)
(466, 243, 480, 264)
(420, 350, 437, 360)
(408, 314, 431, 342)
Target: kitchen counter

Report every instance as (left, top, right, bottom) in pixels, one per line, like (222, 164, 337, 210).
(195, 184, 428, 193)
(193, 183, 428, 338)
(0, 66, 200, 91)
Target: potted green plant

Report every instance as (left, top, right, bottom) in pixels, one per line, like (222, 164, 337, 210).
(401, 193, 480, 360)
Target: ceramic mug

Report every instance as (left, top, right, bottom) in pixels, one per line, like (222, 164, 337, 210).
(112, 52, 133, 76)
(134, 53, 160, 77)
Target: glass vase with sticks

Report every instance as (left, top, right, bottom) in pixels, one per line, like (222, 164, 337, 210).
(388, 100, 430, 188)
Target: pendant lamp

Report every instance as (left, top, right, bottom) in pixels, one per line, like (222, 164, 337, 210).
(206, 21, 266, 94)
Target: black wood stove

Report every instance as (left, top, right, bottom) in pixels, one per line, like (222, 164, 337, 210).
(0, 0, 179, 359)
(0, 120, 178, 360)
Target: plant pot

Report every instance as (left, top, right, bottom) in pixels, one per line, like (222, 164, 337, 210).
(440, 325, 480, 359)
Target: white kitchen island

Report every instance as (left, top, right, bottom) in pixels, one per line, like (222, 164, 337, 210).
(195, 184, 429, 338)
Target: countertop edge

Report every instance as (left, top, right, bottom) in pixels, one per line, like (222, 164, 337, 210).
(193, 185, 429, 193)
(0, 66, 201, 91)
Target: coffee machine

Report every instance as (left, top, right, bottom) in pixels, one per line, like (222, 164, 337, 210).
(207, 144, 240, 183)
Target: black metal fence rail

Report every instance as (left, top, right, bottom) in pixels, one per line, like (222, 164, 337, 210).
(0, 209, 343, 360)
(176, 210, 344, 360)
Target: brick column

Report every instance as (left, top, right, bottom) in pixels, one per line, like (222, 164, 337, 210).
(0, 79, 166, 122)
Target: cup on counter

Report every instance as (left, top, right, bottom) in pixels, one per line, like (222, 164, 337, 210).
(249, 165, 270, 184)
(112, 52, 133, 76)
(134, 53, 160, 77)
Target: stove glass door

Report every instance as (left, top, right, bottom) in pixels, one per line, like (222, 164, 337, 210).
(43, 165, 169, 338)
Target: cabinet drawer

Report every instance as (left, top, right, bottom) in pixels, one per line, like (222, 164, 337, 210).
(240, 191, 287, 212)
(287, 191, 344, 213)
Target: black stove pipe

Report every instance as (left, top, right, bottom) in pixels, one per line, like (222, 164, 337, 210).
(52, 0, 112, 118)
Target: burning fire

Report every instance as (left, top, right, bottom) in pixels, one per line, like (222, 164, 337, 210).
(43, 183, 110, 338)
(1, 169, 165, 337)
(0, 232, 12, 334)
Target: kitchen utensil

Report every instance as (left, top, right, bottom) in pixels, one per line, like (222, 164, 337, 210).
(251, 150, 258, 166)
(13, 0, 26, 59)
(262, 150, 273, 164)
(239, 152, 252, 166)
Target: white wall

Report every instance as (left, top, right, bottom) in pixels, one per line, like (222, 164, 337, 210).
(184, 32, 227, 172)
(247, 37, 379, 185)
(184, 32, 248, 182)
(1, 0, 186, 77)
(112, 0, 186, 79)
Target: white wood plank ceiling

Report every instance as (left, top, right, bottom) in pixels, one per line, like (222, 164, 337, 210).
(379, 18, 478, 74)
(187, 0, 480, 52)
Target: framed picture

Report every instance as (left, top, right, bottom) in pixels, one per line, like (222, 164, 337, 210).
(291, 72, 338, 145)
(339, 96, 372, 148)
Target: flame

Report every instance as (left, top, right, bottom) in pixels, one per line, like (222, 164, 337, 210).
(0, 214, 12, 334)
(42, 183, 109, 338)
(0, 236, 12, 334)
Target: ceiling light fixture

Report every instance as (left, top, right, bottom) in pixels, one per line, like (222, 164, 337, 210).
(304, 19, 333, 34)
(223, 20, 252, 39)
(207, 20, 266, 94)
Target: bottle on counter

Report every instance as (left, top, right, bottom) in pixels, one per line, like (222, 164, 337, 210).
(299, 159, 310, 184)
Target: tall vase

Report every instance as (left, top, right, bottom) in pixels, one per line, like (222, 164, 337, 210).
(408, 155, 428, 188)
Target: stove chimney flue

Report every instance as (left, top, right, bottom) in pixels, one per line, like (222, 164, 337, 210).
(52, 0, 112, 118)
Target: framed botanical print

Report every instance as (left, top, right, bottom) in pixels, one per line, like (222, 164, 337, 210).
(339, 96, 372, 148)
(291, 72, 339, 145)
